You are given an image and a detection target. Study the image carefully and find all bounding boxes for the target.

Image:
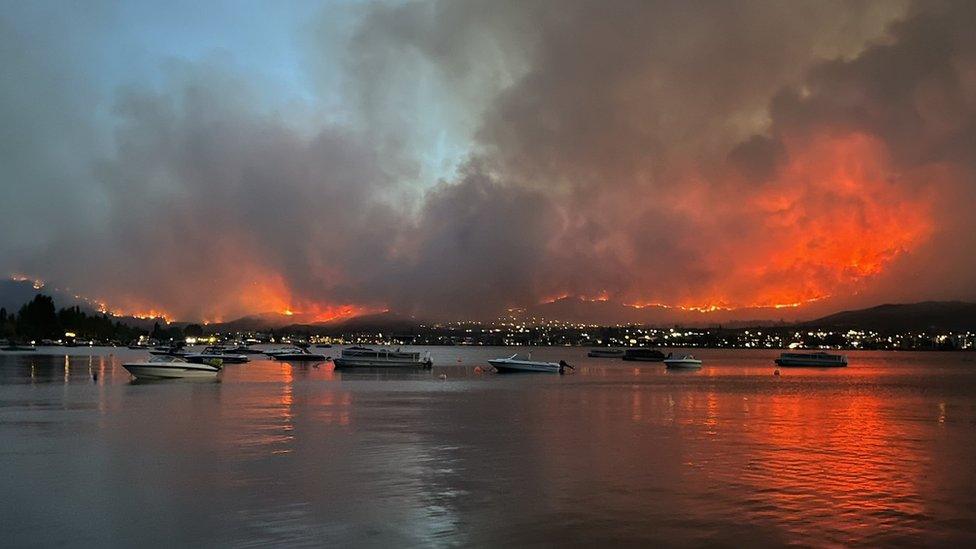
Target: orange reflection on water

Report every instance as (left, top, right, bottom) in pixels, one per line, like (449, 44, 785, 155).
(272, 365, 295, 455)
(741, 391, 929, 541)
(313, 390, 353, 426)
(630, 386, 642, 423)
(219, 363, 298, 456)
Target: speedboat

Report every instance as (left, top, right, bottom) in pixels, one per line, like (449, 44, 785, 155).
(588, 348, 625, 358)
(263, 346, 305, 357)
(149, 345, 187, 357)
(128, 340, 152, 350)
(185, 346, 250, 364)
(1, 343, 36, 351)
(622, 348, 666, 362)
(122, 355, 221, 379)
(225, 343, 265, 354)
(775, 352, 848, 367)
(663, 354, 702, 368)
(271, 348, 329, 361)
(488, 354, 573, 374)
(332, 346, 433, 369)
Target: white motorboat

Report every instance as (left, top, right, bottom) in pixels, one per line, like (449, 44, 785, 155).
(263, 346, 305, 358)
(226, 345, 266, 355)
(663, 354, 702, 368)
(1, 343, 36, 352)
(122, 355, 221, 379)
(587, 348, 625, 358)
(332, 346, 433, 369)
(488, 354, 573, 374)
(185, 346, 250, 364)
(775, 352, 848, 367)
(149, 345, 187, 357)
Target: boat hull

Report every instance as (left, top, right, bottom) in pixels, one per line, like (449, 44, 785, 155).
(664, 359, 702, 369)
(588, 350, 624, 358)
(228, 348, 266, 354)
(333, 357, 432, 369)
(774, 358, 847, 367)
(622, 356, 665, 362)
(185, 354, 249, 364)
(122, 364, 220, 379)
(488, 360, 560, 373)
(274, 353, 328, 361)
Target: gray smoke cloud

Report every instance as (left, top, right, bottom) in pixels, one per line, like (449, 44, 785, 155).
(2, 0, 975, 322)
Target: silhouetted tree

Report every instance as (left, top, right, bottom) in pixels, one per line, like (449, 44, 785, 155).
(0, 307, 14, 338)
(184, 324, 204, 337)
(16, 294, 60, 340)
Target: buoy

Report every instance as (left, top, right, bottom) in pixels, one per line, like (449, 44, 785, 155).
(439, 373, 447, 380)
(774, 369, 780, 376)
(473, 366, 483, 374)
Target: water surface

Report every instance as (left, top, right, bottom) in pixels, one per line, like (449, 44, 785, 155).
(2, 347, 975, 546)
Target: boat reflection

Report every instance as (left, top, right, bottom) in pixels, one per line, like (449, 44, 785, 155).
(128, 376, 221, 385)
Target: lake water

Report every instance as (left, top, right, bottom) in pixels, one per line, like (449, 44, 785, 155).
(2, 346, 975, 547)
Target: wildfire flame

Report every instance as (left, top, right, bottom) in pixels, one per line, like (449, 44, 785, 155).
(5, 131, 932, 323)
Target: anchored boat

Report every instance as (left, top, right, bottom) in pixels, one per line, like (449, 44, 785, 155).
(622, 348, 666, 362)
(488, 354, 573, 374)
(122, 355, 221, 379)
(1, 343, 36, 351)
(185, 346, 250, 364)
(332, 346, 432, 369)
(149, 345, 187, 357)
(272, 348, 328, 361)
(775, 352, 848, 367)
(226, 345, 266, 355)
(663, 353, 702, 369)
(588, 348, 625, 358)
(263, 346, 305, 358)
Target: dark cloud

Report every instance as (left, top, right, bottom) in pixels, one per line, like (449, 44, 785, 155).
(727, 135, 787, 183)
(20, 60, 404, 320)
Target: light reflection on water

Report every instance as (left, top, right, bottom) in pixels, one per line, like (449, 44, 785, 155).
(1, 347, 975, 546)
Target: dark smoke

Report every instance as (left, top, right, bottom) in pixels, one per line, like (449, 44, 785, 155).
(3, 0, 975, 322)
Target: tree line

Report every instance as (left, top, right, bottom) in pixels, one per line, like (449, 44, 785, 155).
(0, 294, 195, 344)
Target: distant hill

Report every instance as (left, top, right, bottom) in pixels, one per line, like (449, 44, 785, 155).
(211, 312, 304, 332)
(319, 311, 421, 333)
(806, 301, 976, 332)
(210, 311, 422, 334)
(8, 276, 975, 332)
(521, 297, 672, 325)
(0, 278, 172, 329)
(520, 296, 796, 327)
(0, 279, 93, 313)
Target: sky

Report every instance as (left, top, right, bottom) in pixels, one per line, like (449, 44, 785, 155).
(2, 0, 975, 323)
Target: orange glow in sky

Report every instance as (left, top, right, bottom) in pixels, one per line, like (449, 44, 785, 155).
(4, 132, 934, 322)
